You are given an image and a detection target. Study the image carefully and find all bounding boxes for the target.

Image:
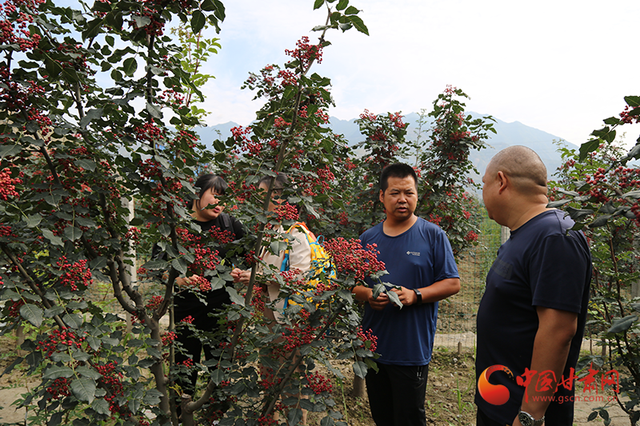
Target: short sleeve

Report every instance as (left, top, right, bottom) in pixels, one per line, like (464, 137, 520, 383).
(530, 233, 590, 313)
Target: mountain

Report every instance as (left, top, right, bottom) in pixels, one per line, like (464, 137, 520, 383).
(195, 113, 577, 181)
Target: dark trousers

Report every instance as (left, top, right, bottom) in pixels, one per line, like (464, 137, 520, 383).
(365, 362, 429, 426)
(477, 408, 510, 426)
(174, 290, 230, 395)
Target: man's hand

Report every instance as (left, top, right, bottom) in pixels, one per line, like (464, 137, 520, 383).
(389, 286, 419, 306)
(231, 268, 251, 284)
(367, 290, 390, 310)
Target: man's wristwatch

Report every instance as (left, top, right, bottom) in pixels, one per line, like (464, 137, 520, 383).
(412, 288, 422, 305)
(518, 410, 545, 426)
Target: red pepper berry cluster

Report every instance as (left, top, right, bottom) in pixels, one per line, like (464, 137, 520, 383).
(176, 227, 221, 277)
(180, 315, 195, 324)
(356, 327, 378, 352)
(257, 416, 279, 426)
(178, 275, 211, 292)
(36, 328, 85, 357)
(46, 377, 71, 400)
(259, 368, 283, 391)
(7, 299, 24, 318)
(0, 0, 44, 52)
(161, 331, 177, 347)
(96, 362, 125, 415)
(56, 256, 93, 291)
(304, 371, 332, 395)
(464, 231, 479, 242)
(0, 167, 22, 200)
(620, 104, 640, 125)
(209, 226, 235, 245)
(250, 285, 265, 313)
(284, 36, 323, 70)
(323, 238, 386, 282)
(282, 321, 319, 352)
(146, 295, 164, 311)
(275, 203, 299, 222)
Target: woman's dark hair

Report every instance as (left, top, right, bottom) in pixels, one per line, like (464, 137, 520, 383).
(258, 173, 289, 192)
(195, 174, 228, 198)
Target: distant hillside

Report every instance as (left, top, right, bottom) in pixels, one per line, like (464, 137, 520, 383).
(195, 113, 578, 181)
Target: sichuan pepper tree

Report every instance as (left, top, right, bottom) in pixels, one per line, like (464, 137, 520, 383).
(178, 4, 389, 423)
(548, 96, 640, 425)
(0, 0, 376, 424)
(413, 85, 495, 256)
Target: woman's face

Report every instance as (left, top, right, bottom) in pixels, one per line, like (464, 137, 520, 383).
(258, 182, 282, 213)
(193, 188, 224, 221)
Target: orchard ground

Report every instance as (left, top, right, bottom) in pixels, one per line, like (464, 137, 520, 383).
(0, 332, 627, 426)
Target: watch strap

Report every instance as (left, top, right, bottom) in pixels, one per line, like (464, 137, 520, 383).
(413, 288, 422, 304)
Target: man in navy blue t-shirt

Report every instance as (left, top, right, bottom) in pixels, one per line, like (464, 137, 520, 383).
(352, 163, 460, 426)
(475, 146, 592, 426)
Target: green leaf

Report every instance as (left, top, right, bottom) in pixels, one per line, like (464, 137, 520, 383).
(191, 10, 206, 33)
(371, 283, 385, 299)
(122, 57, 137, 76)
(91, 398, 111, 415)
(336, 0, 348, 10)
(226, 287, 245, 306)
(566, 206, 593, 221)
(288, 408, 303, 426)
(625, 96, 640, 107)
(48, 412, 63, 426)
(588, 215, 611, 228)
(25, 214, 42, 227)
(579, 139, 601, 161)
(347, 15, 368, 35)
(64, 226, 83, 241)
(320, 415, 336, 426)
(313, 0, 324, 9)
(20, 304, 43, 326)
(143, 389, 163, 405)
(82, 18, 104, 40)
(43, 365, 74, 379)
(352, 360, 368, 379)
(171, 258, 187, 275)
(77, 366, 102, 380)
(146, 103, 162, 119)
(344, 5, 359, 14)
(607, 314, 637, 334)
(134, 15, 151, 28)
(63, 313, 84, 329)
(622, 190, 640, 200)
(387, 290, 402, 309)
(546, 199, 571, 208)
(0, 144, 21, 158)
(71, 378, 96, 403)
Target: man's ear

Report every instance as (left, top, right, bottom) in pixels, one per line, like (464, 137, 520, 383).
(379, 189, 384, 203)
(496, 171, 508, 194)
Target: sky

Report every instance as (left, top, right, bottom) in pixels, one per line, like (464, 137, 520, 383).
(198, 0, 639, 148)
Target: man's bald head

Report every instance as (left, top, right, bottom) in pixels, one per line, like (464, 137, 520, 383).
(486, 146, 548, 195)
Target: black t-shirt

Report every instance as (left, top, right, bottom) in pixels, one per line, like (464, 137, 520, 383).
(174, 213, 246, 314)
(475, 210, 592, 424)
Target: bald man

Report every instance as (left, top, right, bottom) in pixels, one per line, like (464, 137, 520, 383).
(475, 146, 592, 426)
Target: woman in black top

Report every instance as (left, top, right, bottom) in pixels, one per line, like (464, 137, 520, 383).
(173, 174, 245, 396)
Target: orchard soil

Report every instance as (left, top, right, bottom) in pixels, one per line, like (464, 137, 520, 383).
(0, 333, 627, 426)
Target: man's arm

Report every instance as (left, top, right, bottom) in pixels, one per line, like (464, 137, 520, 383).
(513, 306, 578, 426)
(392, 278, 460, 306)
(353, 278, 460, 309)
